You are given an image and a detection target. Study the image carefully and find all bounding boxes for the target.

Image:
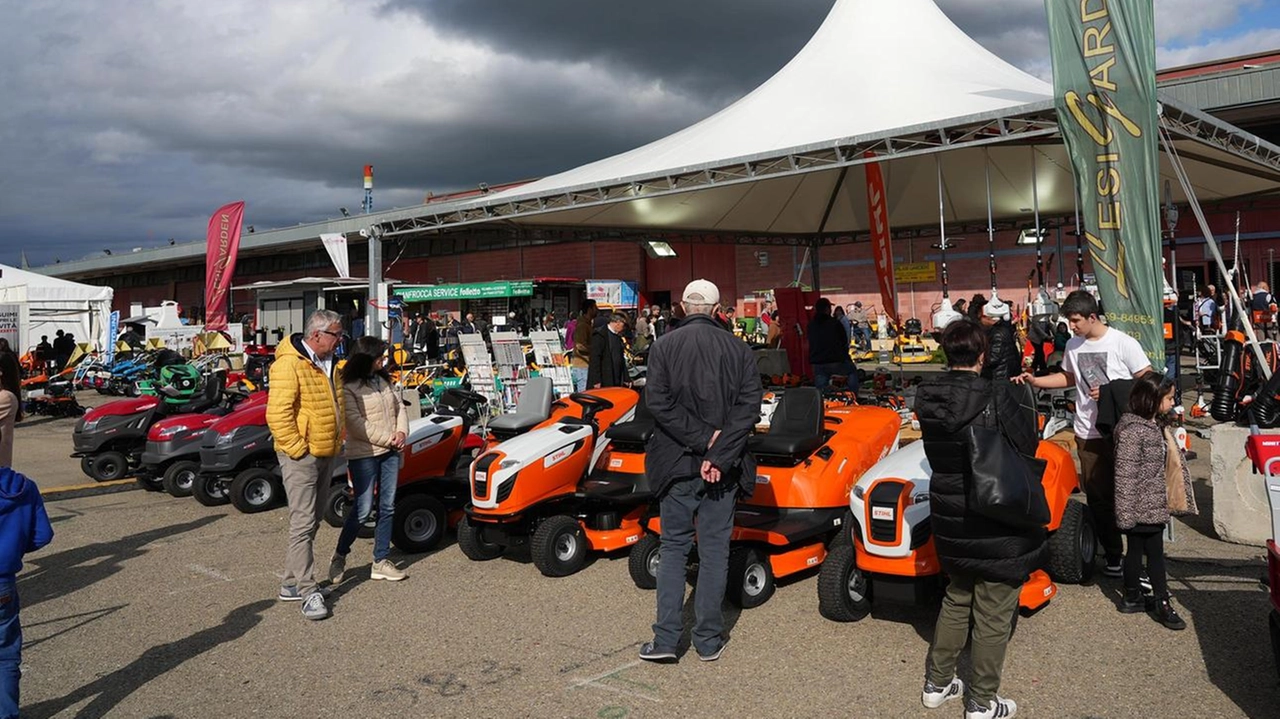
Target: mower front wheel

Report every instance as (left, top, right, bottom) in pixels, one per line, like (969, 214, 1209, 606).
(457, 516, 503, 561)
(192, 474, 230, 507)
(392, 494, 446, 553)
(628, 533, 661, 590)
(79, 456, 95, 479)
(230, 468, 281, 513)
(162, 460, 200, 498)
(88, 451, 128, 482)
(532, 515, 588, 578)
(1047, 500, 1096, 584)
(818, 543, 871, 622)
(727, 547, 775, 609)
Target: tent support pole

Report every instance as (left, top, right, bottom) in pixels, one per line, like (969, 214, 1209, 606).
(810, 166, 847, 295)
(810, 242, 822, 293)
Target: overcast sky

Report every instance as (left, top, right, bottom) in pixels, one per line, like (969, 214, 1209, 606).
(2, 0, 1277, 269)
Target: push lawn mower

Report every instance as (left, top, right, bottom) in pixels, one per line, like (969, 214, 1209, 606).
(625, 388, 901, 608)
(819, 436, 1094, 622)
(459, 387, 640, 576)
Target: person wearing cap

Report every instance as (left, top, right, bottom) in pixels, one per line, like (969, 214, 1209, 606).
(809, 298, 856, 391)
(639, 279, 763, 664)
(979, 296, 1020, 383)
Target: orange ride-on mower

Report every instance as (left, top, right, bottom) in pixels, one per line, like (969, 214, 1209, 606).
(626, 388, 902, 609)
(1244, 421, 1280, 679)
(822, 438, 1095, 622)
(459, 388, 640, 576)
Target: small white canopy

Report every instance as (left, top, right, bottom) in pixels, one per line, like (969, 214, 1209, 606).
(0, 263, 114, 351)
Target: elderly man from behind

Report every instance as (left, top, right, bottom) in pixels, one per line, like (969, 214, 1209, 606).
(639, 279, 763, 663)
(267, 309, 346, 620)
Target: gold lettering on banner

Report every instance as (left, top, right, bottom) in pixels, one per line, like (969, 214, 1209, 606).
(1080, 0, 1109, 23)
(1082, 22, 1114, 58)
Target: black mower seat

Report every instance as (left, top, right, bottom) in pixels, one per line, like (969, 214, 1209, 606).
(749, 387, 824, 463)
(488, 376, 553, 438)
(605, 392, 654, 447)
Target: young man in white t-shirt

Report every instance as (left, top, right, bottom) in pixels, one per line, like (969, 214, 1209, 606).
(1017, 291, 1152, 576)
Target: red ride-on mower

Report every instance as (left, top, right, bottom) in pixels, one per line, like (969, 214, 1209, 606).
(321, 387, 499, 553)
(1244, 423, 1280, 678)
(626, 388, 901, 608)
(193, 401, 347, 513)
(460, 388, 640, 576)
(822, 437, 1094, 622)
(137, 390, 267, 496)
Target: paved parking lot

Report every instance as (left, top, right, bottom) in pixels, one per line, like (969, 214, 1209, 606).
(10, 387, 1279, 718)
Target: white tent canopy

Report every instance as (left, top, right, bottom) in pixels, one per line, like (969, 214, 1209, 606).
(0, 263, 113, 351)
(377, 0, 1280, 240)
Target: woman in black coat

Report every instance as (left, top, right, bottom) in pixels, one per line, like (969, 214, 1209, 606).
(917, 320, 1044, 719)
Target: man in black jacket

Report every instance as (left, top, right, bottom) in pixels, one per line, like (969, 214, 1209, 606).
(808, 297, 855, 390)
(917, 319, 1043, 719)
(639, 279, 762, 664)
(588, 312, 628, 388)
(979, 296, 1021, 383)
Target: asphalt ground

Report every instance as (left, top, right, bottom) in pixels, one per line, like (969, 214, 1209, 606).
(9, 384, 1278, 718)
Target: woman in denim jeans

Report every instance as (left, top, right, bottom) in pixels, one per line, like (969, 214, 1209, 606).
(328, 336, 409, 583)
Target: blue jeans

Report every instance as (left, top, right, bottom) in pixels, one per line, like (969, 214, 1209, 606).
(337, 453, 400, 562)
(813, 360, 857, 391)
(571, 367, 589, 392)
(852, 325, 872, 351)
(0, 577, 19, 719)
(653, 476, 737, 656)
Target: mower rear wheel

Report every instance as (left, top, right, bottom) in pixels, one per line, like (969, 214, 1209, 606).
(818, 543, 871, 622)
(628, 533, 661, 590)
(728, 547, 775, 609)
(192, 474, 231, 507)
(88, 451, 128, 482)
(532, 515, 588, 577)
(1048, 500, 1096, 584)
(457, 516, 503, 561)
(79, 456, 94, 479)
(230, 468, 280, 513)
(324, 480, 374, 538)
(392, 494, 446, 553)
(162, 460, 200, 498)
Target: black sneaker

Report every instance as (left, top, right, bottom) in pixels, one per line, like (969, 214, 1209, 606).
(1118, 589, 1146, 614)
(638, 642, 677, 662)
(697, 638, 729, 662)
(1102, 559, 1123, 578)
(1154, 597, 1187, 631)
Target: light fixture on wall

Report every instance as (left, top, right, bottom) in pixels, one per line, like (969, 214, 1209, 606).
(755, 250, 770, 267)
(1018, 227, 1049, 245)
(644, 240, 678, 258)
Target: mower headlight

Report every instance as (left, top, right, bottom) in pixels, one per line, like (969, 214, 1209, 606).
(498, 459, 522, 470)
(852, 485, 865, 500)
(215, 428, 239, 447)
(80, 418, 100, 432)
(911, 492, 930, 505)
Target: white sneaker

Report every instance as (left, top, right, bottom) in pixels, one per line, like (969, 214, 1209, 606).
(921, 677, 964, 708)
(965, 696, 1017, 719)
(327, 553, 346, 584)
(371, 559, 407, 581)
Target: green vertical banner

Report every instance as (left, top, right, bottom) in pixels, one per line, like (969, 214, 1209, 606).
(1047, 0, 1165, 366)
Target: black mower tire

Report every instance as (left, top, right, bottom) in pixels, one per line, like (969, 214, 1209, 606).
(829, 510, 855, 549)
(192, 473, 231, 507)
(162, 460, 200, 498)
(817, 543, 871, 622)
(392, 494, 447, 553)
(727, 547, 775, 609)
(88, 451, 128, 482)
(230, 468, 281, 514)
(628, 533, 661, 590)
(79, 456, 95, 480)
(457, 516, 503, 561)
(531, 515, 589, 578)
(1047, 500, 1097, 584)
(323, 481, 374, 538)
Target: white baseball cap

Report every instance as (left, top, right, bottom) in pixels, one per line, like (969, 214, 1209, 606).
(682, 279, 721, 305)
(983, 296, 1011, 320)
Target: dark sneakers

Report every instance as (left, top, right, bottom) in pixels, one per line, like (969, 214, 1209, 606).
(697, 638, 729, 662)
(1153, 597, 1187, 630)
(638, 642, 677, 662)
(1118, 589, 1148, 614)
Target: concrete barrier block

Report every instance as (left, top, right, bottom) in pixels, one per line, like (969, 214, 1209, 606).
(1209, 422, 1273, 546)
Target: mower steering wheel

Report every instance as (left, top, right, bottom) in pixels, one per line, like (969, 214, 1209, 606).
(569, 392, 615, 412)
(447, 389, 490, 409)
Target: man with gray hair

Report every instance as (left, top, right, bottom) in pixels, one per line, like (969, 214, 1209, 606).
(639, 279, 763, 663)
(266, 309, 346, 620)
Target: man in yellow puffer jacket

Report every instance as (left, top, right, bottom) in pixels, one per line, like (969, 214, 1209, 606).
(267, 309, 346, 620)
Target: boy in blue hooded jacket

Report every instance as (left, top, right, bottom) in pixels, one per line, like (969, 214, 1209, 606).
(0, 467, 54, 719)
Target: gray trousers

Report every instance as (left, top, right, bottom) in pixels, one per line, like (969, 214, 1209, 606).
(652, 475, 737, 656)
(279, 452, 337, 597)
(926, 572, 1021, 705)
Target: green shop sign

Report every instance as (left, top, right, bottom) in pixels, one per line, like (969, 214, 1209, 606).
(394, 281, 534, 302)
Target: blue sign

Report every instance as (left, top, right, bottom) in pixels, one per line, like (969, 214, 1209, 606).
(105, 310, 120, 365)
